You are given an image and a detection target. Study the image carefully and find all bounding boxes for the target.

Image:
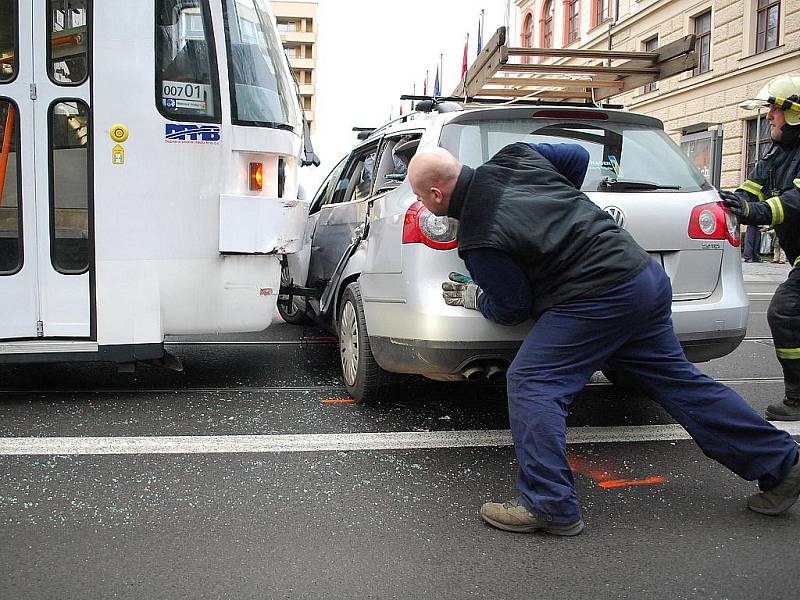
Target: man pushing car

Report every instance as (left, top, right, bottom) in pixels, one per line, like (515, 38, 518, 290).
(407, 141, 800, 536)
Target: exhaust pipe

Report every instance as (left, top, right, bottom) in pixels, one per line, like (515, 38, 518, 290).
(485, 364, 507, 383)
(462, 365, 487, 381)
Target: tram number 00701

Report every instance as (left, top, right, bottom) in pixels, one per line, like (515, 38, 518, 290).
(163, 82, 207, 100)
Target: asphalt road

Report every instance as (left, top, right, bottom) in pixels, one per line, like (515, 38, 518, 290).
(1, 263, 798, 600)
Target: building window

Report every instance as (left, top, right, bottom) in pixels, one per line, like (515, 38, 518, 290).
(693, 11, 711, 75)
(745, 116, 773, 176)
(277, 20, 296, 33)
(521, 13, 533, 48)
(756, 0, 780, 53)
(642, 37, 658, 93)
(541, 0, 554, 48)
(566, 0, 580, 44)
(592, 0, 609, 27)
(285, 46, 297, 58)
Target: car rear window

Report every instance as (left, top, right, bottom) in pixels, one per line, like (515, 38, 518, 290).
(439, 118, 711, 193)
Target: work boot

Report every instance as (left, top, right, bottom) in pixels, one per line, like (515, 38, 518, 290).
(765, 398, 800, 421)
(747, 457, 800, 515)
(480, 498, 585, 536)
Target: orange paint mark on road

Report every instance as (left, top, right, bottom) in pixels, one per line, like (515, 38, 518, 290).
(568, 456, 613, 482)
(321, 398, 356, 405)
(569, 455, 667, 489)
(598, 477, 667, 489)
(303, 335, 339, 342)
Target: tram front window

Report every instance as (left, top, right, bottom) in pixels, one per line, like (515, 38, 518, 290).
(224, 0, 301, 130)
(0, 0, 16, 82)
(157, 0, 220, 121)
(48, 0, 88, 85)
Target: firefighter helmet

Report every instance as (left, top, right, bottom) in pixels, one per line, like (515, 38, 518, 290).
(740, 74, 800, 126)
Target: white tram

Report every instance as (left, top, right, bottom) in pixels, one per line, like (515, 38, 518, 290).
(0, 0, 316, 366)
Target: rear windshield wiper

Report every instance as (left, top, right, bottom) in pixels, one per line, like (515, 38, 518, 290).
(598, 177, 681, 191)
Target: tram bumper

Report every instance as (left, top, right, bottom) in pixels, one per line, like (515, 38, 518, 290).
(218, 194, 310, 255)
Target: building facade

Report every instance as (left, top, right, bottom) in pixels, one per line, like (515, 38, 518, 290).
(514, 0, 800, 188)
(271, 0, 318, 133)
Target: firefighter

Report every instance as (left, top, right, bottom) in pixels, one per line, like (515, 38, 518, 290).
(720, 74, 800, 421)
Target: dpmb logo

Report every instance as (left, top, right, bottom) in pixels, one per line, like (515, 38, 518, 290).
(165, 123, 221, 144)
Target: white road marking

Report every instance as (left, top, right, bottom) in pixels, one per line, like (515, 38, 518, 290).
(0, 422, 799, 455)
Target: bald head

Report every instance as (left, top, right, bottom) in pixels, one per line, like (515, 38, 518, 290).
(408, 148, 463, 216)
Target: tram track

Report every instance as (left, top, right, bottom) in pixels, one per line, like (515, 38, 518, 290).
(0, 376, 785, 396)
(165, 336, 775, 347)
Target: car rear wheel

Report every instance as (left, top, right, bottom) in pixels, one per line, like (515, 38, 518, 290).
(338, 282, 384, 403)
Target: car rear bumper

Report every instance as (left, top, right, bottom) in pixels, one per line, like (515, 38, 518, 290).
(370, 328, 746, 377)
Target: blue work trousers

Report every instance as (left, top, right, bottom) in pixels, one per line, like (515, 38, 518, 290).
(743, 225, 762, 262)
(506, 260, 798, 524)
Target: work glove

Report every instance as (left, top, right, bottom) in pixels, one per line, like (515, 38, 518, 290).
(442, 272, 483, 310)
(718, 190, 751, 218)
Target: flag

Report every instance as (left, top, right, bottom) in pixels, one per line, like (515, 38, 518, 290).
(434, 66, 440, 96)
(462, 33, 469, 78)
(477, 10, 484, 56)
(400, 103, 404, 116)
(423, 70, 429, 96)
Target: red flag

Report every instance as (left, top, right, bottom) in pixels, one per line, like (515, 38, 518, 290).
(462, 33, 470, 78)
(400, 103, 404, 116)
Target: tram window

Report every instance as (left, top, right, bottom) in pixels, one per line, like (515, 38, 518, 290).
(223, 0, 301, 130)
(47, 0, 89, 86)
(0, 99, 22, 274)
(50, 100, 90, 274)
(156, 0, 221, 122)
(0, 0, 17, 83)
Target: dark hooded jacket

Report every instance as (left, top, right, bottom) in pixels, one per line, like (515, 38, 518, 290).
(448, 142, 651, 318)
(733, 131, 800, 266)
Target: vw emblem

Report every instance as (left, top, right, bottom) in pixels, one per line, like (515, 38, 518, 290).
(604, 206, 626, 229)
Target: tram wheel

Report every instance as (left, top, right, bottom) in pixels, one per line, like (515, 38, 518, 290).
(338, 282, 385, 403)
(278, 264, 314, 326)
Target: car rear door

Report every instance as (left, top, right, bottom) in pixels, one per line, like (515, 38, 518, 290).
(306, 142, 378, 288)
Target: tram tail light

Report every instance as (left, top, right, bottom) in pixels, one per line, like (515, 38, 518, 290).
(249, 162, 264, 191)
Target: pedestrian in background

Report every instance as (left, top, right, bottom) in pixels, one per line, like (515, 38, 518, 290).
(772, 231, 787, 264)
(743, 224, 762, 262)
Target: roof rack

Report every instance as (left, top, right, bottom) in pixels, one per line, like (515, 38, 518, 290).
(399, 94, 622, 110)
(451, 27, 697, 104)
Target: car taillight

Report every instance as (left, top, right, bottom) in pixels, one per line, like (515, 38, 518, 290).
(688, 201, 741, 247)
(402, 201, 458, 250)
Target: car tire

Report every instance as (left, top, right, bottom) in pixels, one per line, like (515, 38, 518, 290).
(338, 282, 385, 403)
(278, 265, 314, 326)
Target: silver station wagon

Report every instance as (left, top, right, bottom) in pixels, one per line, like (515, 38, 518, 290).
(282, 103, 747, 402)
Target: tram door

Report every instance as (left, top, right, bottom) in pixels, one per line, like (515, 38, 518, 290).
(0, 1, 92, 340)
